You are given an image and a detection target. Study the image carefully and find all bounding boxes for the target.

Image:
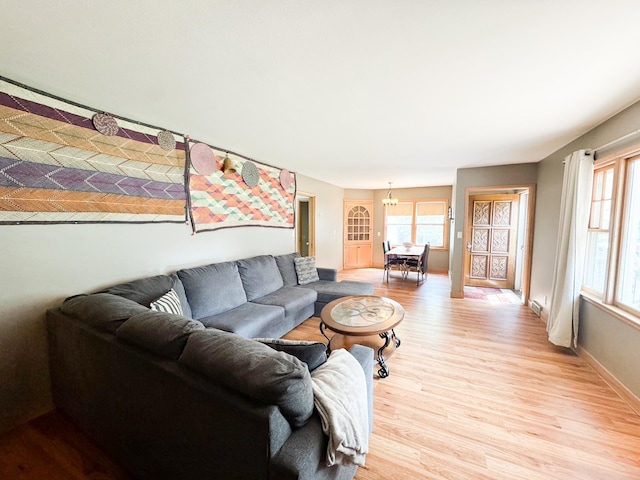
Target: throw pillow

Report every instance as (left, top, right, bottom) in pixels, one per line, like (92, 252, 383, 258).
(254, 338, 327, 371)
(294, 256, 320, 285)
(150, 289, 184, 316)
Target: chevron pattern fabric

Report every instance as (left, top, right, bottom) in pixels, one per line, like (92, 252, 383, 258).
(0, 79, 186, 223)
(187, 140, 295, 232)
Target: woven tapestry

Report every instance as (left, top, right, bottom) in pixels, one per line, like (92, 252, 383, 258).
(186, 139, 295, 233)
(0, 78, 186, 224)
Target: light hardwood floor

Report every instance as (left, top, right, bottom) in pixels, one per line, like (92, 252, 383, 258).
(2, 269, 640, 479)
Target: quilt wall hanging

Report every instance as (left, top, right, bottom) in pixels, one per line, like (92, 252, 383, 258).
(0, 77, 186, 224)
(186, 139, 296, 233)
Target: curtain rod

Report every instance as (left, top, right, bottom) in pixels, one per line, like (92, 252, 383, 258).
(586, 128, 640, 156)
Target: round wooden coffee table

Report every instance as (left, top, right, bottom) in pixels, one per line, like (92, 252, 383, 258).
(320, 295, 404, 378)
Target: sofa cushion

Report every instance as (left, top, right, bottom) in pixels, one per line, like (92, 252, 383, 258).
(274, 252, 301, 287)
(150, 289, 183, 316)
(198, 302, 286, 338)
(298, 280, 374, 305)
(116, 310, 205, 360)
(177, 261, 247, 319)
(254, 338, 327, 371)
(236, 255, 284, 301)
(99, 274, 174, 307)
(251, 286, 317, 317)
(170, 274, 192, 319)
(179, 329, 314, 427)
(316, 267, 338, 282)
(294, 256, 320, 285)
(61, 293, 150, 333)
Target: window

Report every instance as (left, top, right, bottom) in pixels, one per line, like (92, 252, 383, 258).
(583, 165, 614, 293)
(385, 202, 413, 245)
(416, 201, 446, 247)
(617, 158, 640, 312)
(583, 152, 640, 318)
(385, 200, 448, 248)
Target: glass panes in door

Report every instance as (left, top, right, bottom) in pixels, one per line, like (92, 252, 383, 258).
(347, 206, 371, 242)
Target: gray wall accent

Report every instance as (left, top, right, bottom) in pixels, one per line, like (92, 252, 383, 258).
(450, 163, 539, 295)
(0, 173, 345, 433)
(530, 99, 640, 308)
(531, 98, 640, 399)
(529, 157, 564, 309)
(580, 300, 640, 397)
(531, 98, 640, 398)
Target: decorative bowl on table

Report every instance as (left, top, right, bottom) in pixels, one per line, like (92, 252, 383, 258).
(402, 242, 413, 250)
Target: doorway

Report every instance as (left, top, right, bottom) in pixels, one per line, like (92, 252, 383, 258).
(296, 192, 316, 257)
(463, 186, 535, 304)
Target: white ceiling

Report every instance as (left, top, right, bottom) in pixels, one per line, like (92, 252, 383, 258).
(3, 1, 640, 189)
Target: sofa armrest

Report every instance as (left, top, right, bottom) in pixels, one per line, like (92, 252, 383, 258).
(269, 413, 358, 480)
(316, 267, 337, 281)
(348, 345, 374, 433)
(269, 345, 374, 480)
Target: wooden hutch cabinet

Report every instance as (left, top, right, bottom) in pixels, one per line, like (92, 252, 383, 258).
(343, 201, 373, 269)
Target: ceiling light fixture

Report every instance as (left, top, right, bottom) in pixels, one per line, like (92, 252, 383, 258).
(382, 182, 398, 206)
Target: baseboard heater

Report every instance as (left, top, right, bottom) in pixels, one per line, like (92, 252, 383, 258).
(530, 300, 542, 317)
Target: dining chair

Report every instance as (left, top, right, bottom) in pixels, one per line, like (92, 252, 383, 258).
(404, 243, 430, 285)
(382, 241, 404, 282)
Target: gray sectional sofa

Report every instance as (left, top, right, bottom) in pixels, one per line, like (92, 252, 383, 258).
(142, 252, 373, 338)
(47, 252, 375, 480)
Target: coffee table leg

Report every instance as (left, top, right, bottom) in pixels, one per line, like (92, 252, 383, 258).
(392, 328, 401, 348)
(319, 321, 331, 352)
(377, 332, 392, 378)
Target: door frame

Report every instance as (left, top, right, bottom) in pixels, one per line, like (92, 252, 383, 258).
(295, 191, 316, 257)
(463, 184, 536, 304)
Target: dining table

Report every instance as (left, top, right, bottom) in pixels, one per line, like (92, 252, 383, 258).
(385, 245, 424, 280)
(386, 245, 424, 258)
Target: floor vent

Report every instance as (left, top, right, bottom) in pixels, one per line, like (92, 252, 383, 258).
(530, 300, 542, 317)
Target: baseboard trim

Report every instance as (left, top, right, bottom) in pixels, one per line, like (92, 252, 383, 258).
(575, 345, 640, 416)
(527, 308, 639, 415)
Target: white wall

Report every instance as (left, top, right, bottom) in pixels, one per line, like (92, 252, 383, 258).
(297, 174, 345, 269)
(0, 172, 344, 433)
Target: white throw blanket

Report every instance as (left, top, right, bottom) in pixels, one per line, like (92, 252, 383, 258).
(311, 348, 369, 466)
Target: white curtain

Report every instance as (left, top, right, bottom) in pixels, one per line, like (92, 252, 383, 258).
(547, 150, 593, 348)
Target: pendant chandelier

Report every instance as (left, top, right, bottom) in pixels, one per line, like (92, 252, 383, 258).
(382, 182, 398, 206)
